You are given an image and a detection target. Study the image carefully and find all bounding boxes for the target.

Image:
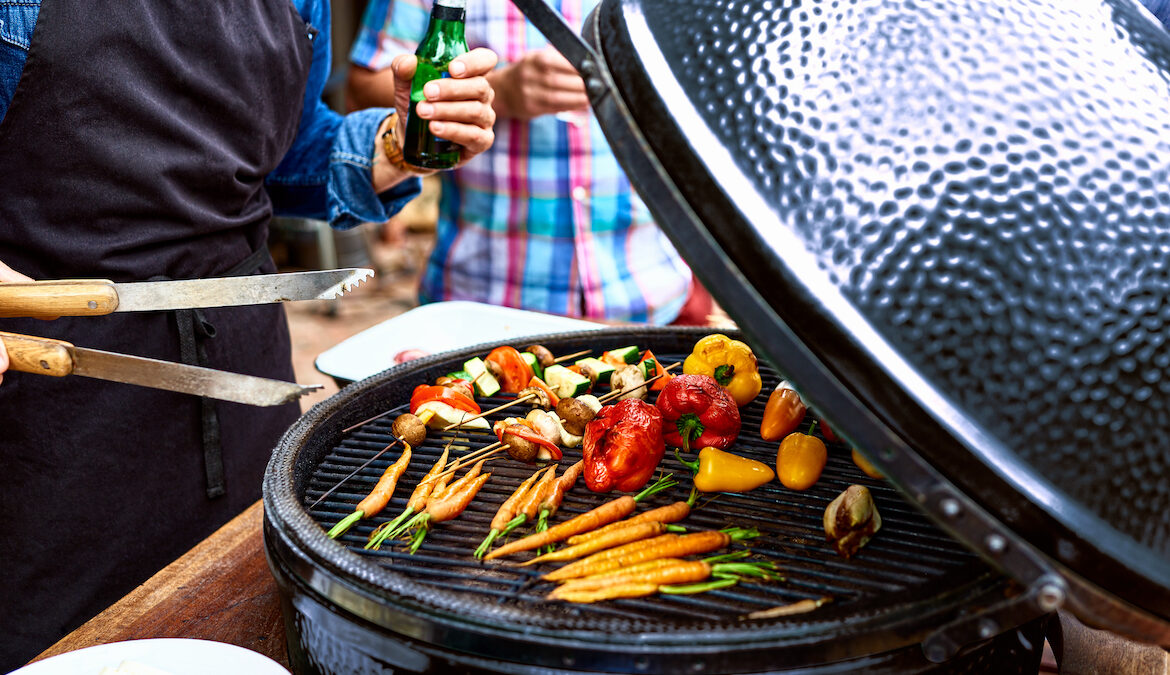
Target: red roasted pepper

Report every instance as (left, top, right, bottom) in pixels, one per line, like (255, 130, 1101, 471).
(410, 384, 481, 415)
(485, 346, 535, 393)
(582, 399, 665, 493)
(656, 374, 741, 452)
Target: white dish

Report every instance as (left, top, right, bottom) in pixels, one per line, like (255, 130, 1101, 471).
(11, 638, 288, 675)
(315, 301, 602, 383)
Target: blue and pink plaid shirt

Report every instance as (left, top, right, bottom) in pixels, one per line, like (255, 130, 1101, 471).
(351, 0, 693, 324)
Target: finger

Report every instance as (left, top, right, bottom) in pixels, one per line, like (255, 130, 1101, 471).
(422, 76, 494, 104)
(448, 48, 498, 78)
(537, 70, 587, 95)
(527, 90, 591, 116)
(0, 343, 7, 379)
(535, 47, 580, 75)
(390, 53, 418, 82)
(427, 120, 494, 155)
(415, 100, 496, 129)
(0, 260, 32, 283)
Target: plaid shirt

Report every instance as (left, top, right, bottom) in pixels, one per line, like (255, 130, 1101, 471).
(351, 0, 692, 323)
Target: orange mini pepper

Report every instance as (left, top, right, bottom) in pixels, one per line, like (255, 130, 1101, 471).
(759, 380, 807, 441)
(776, 423, 827, 491)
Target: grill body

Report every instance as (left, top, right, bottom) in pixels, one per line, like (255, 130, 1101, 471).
(263, 327, 1047, 674)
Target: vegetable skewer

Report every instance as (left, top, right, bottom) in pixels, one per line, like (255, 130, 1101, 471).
(483, 474, 677, 560)
(326, 443, 412, 539)
(311, 411, 431, 510)
(366, 444, 451, 550)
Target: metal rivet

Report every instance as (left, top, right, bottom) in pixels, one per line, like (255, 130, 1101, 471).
(1037, 583, 1065, 612)
(978, 618, 998, 639)
(40, 360, 50, 370)
(586, 77, 606, 98)
(580, 59, 596, 76)
(985, 533, 1007, 555)
(87, 300, 98, 309)
(634, 657, 650, 671)
(881, 447, 896, 461)
(691, 661, 707, 672)
(924, 642, 949, 663)
(940, 497, 961, 518)
(562, 655, 575, 667)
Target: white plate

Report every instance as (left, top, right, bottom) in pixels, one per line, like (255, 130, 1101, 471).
(315, 301, 602, 383)
(11, 638, 288, 675)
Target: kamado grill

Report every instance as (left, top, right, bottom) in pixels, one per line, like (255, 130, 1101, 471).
(264, 0, 1170, 672)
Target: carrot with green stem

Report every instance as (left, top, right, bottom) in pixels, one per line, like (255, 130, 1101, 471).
(542, 527, 759, 582)
(534, 460, 585, 535)
(474, 468, 546, 559)
(520, 520, 671, 566)
(327, 443, 413, 539)
(395, 458, 487, 547)
(566, 486, 698, 546)
(366, 444, 451, 550)
(548, 554, 779, 603)
(407, 464, 492, 553)
(483, 473, 677, 561)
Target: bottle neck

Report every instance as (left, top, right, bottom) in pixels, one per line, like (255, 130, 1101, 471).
(430, 3, 466, 23)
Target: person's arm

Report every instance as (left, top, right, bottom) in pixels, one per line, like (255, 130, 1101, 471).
(268, 0, 494, 230)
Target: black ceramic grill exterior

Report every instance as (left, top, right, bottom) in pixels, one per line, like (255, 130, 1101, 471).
(264, 327, 1047, 673)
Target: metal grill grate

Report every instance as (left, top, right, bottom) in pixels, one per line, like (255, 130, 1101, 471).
(302, 351, 983, 630)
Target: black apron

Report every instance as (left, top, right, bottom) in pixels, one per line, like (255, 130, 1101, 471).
(0, 0, 313, 667)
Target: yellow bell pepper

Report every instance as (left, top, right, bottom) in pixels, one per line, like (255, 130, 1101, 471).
(676, 447, 775, 492)
(682, 333, 763, 406)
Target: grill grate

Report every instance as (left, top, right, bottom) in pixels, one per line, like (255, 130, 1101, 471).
(303, 352, 982, 630)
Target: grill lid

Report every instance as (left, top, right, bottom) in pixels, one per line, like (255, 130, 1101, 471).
(508, 0, 1170, 642)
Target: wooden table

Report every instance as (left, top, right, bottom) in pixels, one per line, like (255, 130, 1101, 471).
(29, 500, 289, 669)
(28, 498, 1166, 675)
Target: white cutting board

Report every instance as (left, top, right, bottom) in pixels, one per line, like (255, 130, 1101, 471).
(315, 301, 602, 383)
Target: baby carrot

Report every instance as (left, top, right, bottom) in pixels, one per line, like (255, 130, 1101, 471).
(483, 473, 676, 561)
(408, 465, 493, 554)
(534, 460, 585, 533)
(543, 528, 758, 582)
(566, 487, 697, 545)
(327, 444, 412, 539)
(396, 459, 487, 539)
(549, 560, 711, 601)
(474, 468, 544, 559)
(365, 445, 450, 550)
(521, 521, 668, 566)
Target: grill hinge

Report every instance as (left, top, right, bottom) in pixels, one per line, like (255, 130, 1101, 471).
(922, 574, 1063, 663)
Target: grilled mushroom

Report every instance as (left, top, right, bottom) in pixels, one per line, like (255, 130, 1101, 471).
(501, 425, 540, 463)
(391, 413, 427, 447)
(578, 360, 604, 386)
(609, 364, 648, 400)
(525, 344, 556, 368)
(823, 485, 882, 558)
(518, 386, 551, 410)
(555, 397, 597, 436)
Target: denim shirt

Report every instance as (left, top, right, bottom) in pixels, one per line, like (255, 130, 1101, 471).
(0, 0, 419, 230)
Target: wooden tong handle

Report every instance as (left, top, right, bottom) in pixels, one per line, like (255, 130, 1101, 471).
(0, 280, 119, 318)
(0, 331, 75, 376)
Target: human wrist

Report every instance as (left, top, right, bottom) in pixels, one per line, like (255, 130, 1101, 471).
(372, 112, 431, 192)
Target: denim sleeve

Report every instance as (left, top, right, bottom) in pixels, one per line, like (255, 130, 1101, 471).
(0, 0, 40, 123)
(267, 0, 421, 230)
(1140, 0, 1170, 26)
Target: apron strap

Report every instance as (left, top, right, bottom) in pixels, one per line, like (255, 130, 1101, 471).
(170, 245, 274, 499)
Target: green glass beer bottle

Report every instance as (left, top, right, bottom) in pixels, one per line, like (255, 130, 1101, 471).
(403, 0, 468, 170)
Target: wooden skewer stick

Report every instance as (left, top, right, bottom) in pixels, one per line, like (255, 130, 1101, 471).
(309, 439, 400, 510)
(442, 392, 537, 431)
(418, 443, 507, 486)
(551, 349, 591, 364)
(596, 362, 680, 403)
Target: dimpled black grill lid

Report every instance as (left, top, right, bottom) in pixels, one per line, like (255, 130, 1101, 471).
(573, 0, 1170, 640)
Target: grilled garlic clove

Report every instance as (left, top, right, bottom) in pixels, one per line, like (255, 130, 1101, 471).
(823, 485, 882, 558)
